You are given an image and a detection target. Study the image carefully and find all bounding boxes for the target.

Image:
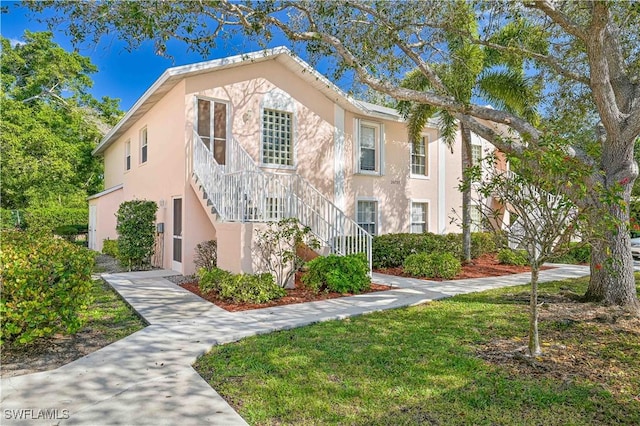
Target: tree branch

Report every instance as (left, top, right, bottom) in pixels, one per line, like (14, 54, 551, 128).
(527, 0, 588, 42)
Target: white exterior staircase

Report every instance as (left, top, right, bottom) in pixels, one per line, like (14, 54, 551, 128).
(192, 130, 372, 271)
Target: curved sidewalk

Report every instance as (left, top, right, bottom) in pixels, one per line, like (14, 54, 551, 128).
(1, 264, 589, 425)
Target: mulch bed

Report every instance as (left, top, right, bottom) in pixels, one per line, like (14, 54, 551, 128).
(375, 253, 554, 281)
(180, 280, 393, 312)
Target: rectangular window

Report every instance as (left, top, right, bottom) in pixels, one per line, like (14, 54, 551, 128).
(262, 109, 293, 166)
(471, 144, 482, 166)
(358, 121, 381, 173)
(140, 128, 148, 164)
(197, 98, 227, 165)
(411, 137, 427, 176)
(356, 200, 378, 235)
(470, 205, 483, 232)
(410, 202, 428, 233)
(124, 140, 131, 171)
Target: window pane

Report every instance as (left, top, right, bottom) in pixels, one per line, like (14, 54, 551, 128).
(411, 138, 427, 176)
(410, 202, 427, 233)
(213, 102, 227, 139)
(197, 100, 211, 137)
(357, 201, 377, 235)
(262, 109, 292, 166)
(360, 148, 376, 171)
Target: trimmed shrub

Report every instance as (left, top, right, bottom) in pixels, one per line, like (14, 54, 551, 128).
(198, 267, 232, 295)
(219, 273, 286, 304)
(1, 230, 95, 345)
(116, 200, 158, 271)
(470, 232, 498, 258)
(302, 253, 371, 294)
(403, 252, 462, 279)
(549, 242, 591, 264)
(102, 239, 119, 258)
(194, 240, 217, 271)
(497, 249, 529, 266)
(1, 208, 25, 230)
(24, 207, 88, 232)
(373, 233, 457, 269)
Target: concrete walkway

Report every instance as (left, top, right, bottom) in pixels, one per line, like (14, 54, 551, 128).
(1, 264, 589, 425)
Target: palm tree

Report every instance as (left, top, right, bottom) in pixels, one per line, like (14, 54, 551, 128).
(398, 1, 540, 262)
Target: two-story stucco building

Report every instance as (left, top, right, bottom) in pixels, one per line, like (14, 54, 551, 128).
(88, 47, 498, 275)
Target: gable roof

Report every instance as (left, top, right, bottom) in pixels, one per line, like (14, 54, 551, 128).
(93, 47, 431, 155)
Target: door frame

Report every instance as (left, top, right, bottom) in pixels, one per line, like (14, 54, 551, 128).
(172, 196, 183, 272)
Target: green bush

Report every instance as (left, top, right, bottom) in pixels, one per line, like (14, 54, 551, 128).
(302, 253, 371, 294)
(219, 273, 286, 304)
(0, 230, 95, 345)
(1, 208, 25, 229)
(470, 232, 499, 258)
(373, 233, 458, 269)
(194, 240, 217, 271)
(198, 267, 233, 295)
(24, 207, 88, 232)
(548, 243, 591, 264)
(102, 239, 119, 258)
(403, 252, 462, 279)
(497, 249, 529, 266)
(116, 200, 158, 270)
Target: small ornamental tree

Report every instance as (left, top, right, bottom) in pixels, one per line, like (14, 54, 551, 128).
(470, 148, 598, 357)
(255, 217, 320, 288)
(116, 200, 158, 271)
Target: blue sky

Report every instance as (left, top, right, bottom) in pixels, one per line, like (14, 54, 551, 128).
(1, 2, 298, 111)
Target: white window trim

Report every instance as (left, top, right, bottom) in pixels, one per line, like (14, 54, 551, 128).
(354, 118, 384, 176)
(194, 96, 232, 166)
(355, 197, 380, 236)
(260, 108, 296, 170)
(124, 139, 131, 172)
(410, 199, 431, 234)
(139, 127, 148, 164)
(410, 135, 430, 180)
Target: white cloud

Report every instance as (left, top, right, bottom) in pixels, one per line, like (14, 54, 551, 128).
(8, 38, 25, 47)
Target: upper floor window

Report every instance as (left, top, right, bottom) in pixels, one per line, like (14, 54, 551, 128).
(124, 140, 131, 171)
(140, 127, 148, 164)
(471, 143, 482, 166)
(356, 199, 378, 235)
(357, 120, 382, 174)
(197, 98, 228, 165)
(410, 202, 428, 233)
(262, 109, 293, 166)
(411, 137, 428, 176)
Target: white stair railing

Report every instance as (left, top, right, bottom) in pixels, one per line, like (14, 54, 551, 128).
(192, 131, 372, 270)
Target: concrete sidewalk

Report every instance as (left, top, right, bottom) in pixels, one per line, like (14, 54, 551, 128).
(1, 264, 589, 425)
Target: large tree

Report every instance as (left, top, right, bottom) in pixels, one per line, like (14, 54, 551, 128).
(0, 31, 121, 211)
(29, 1, 640, 312)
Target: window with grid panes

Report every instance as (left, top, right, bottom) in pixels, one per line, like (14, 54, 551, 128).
(410, 202, 428, 233)
(471, 144, 482, 166)
(262, 109, 293, 166)
(411, 137, 427, 176)
(356, 200, 378, 235)
(470, 205, 483, 232)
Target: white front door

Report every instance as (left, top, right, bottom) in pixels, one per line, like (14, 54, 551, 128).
(88, 205, 97, 250)
(172, 197, 182, 271)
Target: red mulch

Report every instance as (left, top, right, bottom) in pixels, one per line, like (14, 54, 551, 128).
(180, 279, 392, 312)
(375, 253, 554, 281)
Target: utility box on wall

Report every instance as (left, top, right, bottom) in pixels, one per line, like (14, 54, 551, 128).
(156, 223, 164, 233)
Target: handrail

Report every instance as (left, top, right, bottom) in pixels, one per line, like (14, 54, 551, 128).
(192, 130, 372, 271)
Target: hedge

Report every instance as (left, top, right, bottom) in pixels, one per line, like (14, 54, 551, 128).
(24, 207, 88, 232)
(372, 232, 501, 269)
(1, 230, 95, 345)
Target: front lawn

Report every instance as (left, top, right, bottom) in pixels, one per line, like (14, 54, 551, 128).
(195, 276, 640, 425)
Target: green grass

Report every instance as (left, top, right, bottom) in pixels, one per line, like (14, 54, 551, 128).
(194, 276, 640, 425)
(81, 279, 146, 340)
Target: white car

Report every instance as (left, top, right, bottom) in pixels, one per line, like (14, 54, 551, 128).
(631, 237, 640, 259)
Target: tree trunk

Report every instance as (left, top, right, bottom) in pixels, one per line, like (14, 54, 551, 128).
(584, 138, 640, 314)
(528, 265, 542, 357)
(461, 123, 472, 263)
